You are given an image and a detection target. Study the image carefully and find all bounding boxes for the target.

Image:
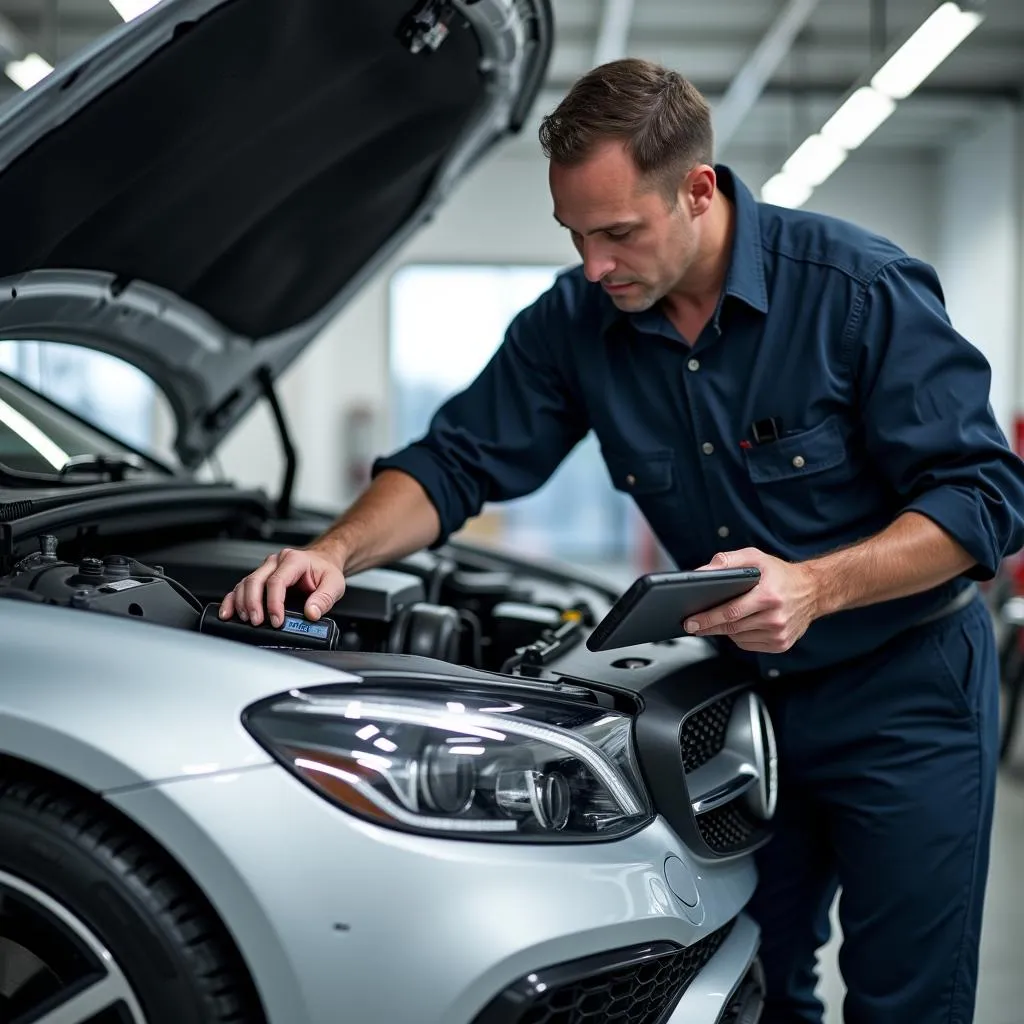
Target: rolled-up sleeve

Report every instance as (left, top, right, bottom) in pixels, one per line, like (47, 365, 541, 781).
(372, 274, 589, 546)
(849, 256, 1024, 579)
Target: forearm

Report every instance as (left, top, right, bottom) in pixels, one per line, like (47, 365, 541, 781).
(806, 510, 977, 618)
(310, 469, 442, 574)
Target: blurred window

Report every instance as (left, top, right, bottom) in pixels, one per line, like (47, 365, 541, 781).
(388, 263, 640, 565)
(0, 340, 173, 462)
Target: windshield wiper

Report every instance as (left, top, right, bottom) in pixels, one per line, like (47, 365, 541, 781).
(0, 452, 149, 487)
(59, 453, 148, 481)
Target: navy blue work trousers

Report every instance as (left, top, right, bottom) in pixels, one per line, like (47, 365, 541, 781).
(745, 594, 1000, 1024)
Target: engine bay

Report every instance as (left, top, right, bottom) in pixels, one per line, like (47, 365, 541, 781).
(0, 524, 774, 862)
(0, 534, 605, 673)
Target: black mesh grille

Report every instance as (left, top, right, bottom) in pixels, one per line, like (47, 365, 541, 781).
(679, 694, 737, 773)
(696, 801, 763, 855)
(474, 922, 734, 1024)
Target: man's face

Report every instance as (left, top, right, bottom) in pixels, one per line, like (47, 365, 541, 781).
(549, 139, 711, 311)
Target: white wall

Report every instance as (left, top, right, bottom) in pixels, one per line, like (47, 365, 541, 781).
(1018, 105, 1024, 435)
(216, 144, 942, 510)
(932, 103, 1021, 436)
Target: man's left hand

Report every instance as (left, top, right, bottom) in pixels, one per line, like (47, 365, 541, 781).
(683, 548, 821, 653)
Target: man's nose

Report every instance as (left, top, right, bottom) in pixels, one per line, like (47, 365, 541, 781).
(581, 241, 615, 283)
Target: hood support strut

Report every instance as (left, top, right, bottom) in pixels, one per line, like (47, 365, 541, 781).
(257, 366, 296, 521)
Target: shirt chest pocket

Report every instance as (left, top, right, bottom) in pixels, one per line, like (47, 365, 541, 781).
(744, 415, 864, 547)
(600, 445, 685, 546)
(601, 446, 676, 496)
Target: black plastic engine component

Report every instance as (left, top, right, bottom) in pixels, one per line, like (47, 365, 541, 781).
(440, 569, 530, 620)
(387, 602, 463, 662)
(198, 603, 340, 651)
(0, 537, 201, 630)
(387, 549, 457, 604)
(488, 601, 564, 670)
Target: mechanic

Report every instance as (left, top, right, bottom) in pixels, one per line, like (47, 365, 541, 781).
(219, 59, 1024, 1024)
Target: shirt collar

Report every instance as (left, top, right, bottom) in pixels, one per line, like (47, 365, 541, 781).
(716, 164, 769, 316)
(599, 163, 769, 336)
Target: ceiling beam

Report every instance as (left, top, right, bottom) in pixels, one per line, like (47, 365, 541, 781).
(712, 0, 823, 151)
(0, 11, 121, 37)
(554, 24, 1024, 52)
(0, 13, 28, 63)
(593, 0, 634, 67)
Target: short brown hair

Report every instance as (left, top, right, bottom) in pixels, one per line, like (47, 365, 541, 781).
(538, 58, 714, 201)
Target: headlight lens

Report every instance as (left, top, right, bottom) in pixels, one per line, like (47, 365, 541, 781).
(244, 687, 652, 842)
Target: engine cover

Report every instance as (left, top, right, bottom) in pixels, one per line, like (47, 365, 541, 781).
(0, 546, 201, 630)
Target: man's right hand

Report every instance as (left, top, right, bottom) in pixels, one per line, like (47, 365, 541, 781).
(218, 546, 346, 628)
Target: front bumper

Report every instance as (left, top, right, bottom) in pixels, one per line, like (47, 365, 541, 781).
(471, 912, 764, 1024)
(107, 762, 760, 1024)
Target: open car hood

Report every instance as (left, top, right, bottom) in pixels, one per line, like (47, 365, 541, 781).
(0, 0, 552, 468)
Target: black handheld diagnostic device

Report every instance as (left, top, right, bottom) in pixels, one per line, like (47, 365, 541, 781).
(198, 603, 340, 650)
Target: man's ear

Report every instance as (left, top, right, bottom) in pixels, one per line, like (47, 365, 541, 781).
(684, 164, 717, 216)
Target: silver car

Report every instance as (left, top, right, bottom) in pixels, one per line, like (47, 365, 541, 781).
(0, 2, 777, 1023)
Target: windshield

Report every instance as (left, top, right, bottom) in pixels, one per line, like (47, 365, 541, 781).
(0, 370, 168, 476)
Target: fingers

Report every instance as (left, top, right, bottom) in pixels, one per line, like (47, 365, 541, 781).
(218, 548, 346, 628)
(732, 635, 782, 652)
(684, 586, 769, 635)
(220, 549, 296, 627)
(242, 552, 285, 625)
(305, 575, 345, 622)
(694, 547, 767, 572)
(687, 604, 799, 651)
(218, 557, 278, 623)
(265, 566, 291, 628)
(732, 631, 794, 653)
(689, 609, 778, 638)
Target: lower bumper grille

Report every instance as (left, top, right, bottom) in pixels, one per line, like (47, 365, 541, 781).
(472, 920, 735, 1024)
(695, 801, 763, 856)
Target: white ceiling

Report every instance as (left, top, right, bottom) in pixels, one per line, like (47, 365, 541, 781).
(527, 0, 1024, 163)
(0, 0, 1019, 165)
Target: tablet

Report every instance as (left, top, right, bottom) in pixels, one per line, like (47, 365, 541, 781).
(585, 567, 761, 652)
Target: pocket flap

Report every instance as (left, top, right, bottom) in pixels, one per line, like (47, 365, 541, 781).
(601, 448, 675, 494)
(745, 416, 847, 484)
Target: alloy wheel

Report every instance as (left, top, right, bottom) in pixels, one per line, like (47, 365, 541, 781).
(0, 868, 147, 1024)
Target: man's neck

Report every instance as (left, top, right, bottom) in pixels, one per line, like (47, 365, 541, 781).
(663, 190, 735, 317)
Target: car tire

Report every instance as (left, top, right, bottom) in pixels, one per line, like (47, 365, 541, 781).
(0, 771, 265, 1023)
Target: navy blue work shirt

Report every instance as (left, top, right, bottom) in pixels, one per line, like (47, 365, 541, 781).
(373, 165, 1024, 677)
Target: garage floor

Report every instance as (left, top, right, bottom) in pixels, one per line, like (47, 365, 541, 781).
(816, 762, 1024, 1023)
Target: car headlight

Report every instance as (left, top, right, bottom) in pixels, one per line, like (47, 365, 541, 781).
(243, 687, 653, 842)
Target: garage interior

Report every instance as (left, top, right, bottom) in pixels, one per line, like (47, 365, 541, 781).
(0, 0, 1021, 1021)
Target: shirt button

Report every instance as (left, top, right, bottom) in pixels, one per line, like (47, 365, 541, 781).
(767, 668, 780, 678)
(625, 473, 636, 487)
(792, 455, 805, 468)
(687, 358, 700, 372)
(718, 525, 730, 538)
(702, 442, 714, 455)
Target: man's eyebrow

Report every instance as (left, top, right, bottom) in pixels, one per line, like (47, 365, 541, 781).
(552, 215, 638, 234)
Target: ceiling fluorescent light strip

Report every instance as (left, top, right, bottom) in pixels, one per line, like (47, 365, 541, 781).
(4, 1, 161, 88)
(109, 0, 162, 21)
(4, 52, 54, 91)
(759, 1, 983, 208)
